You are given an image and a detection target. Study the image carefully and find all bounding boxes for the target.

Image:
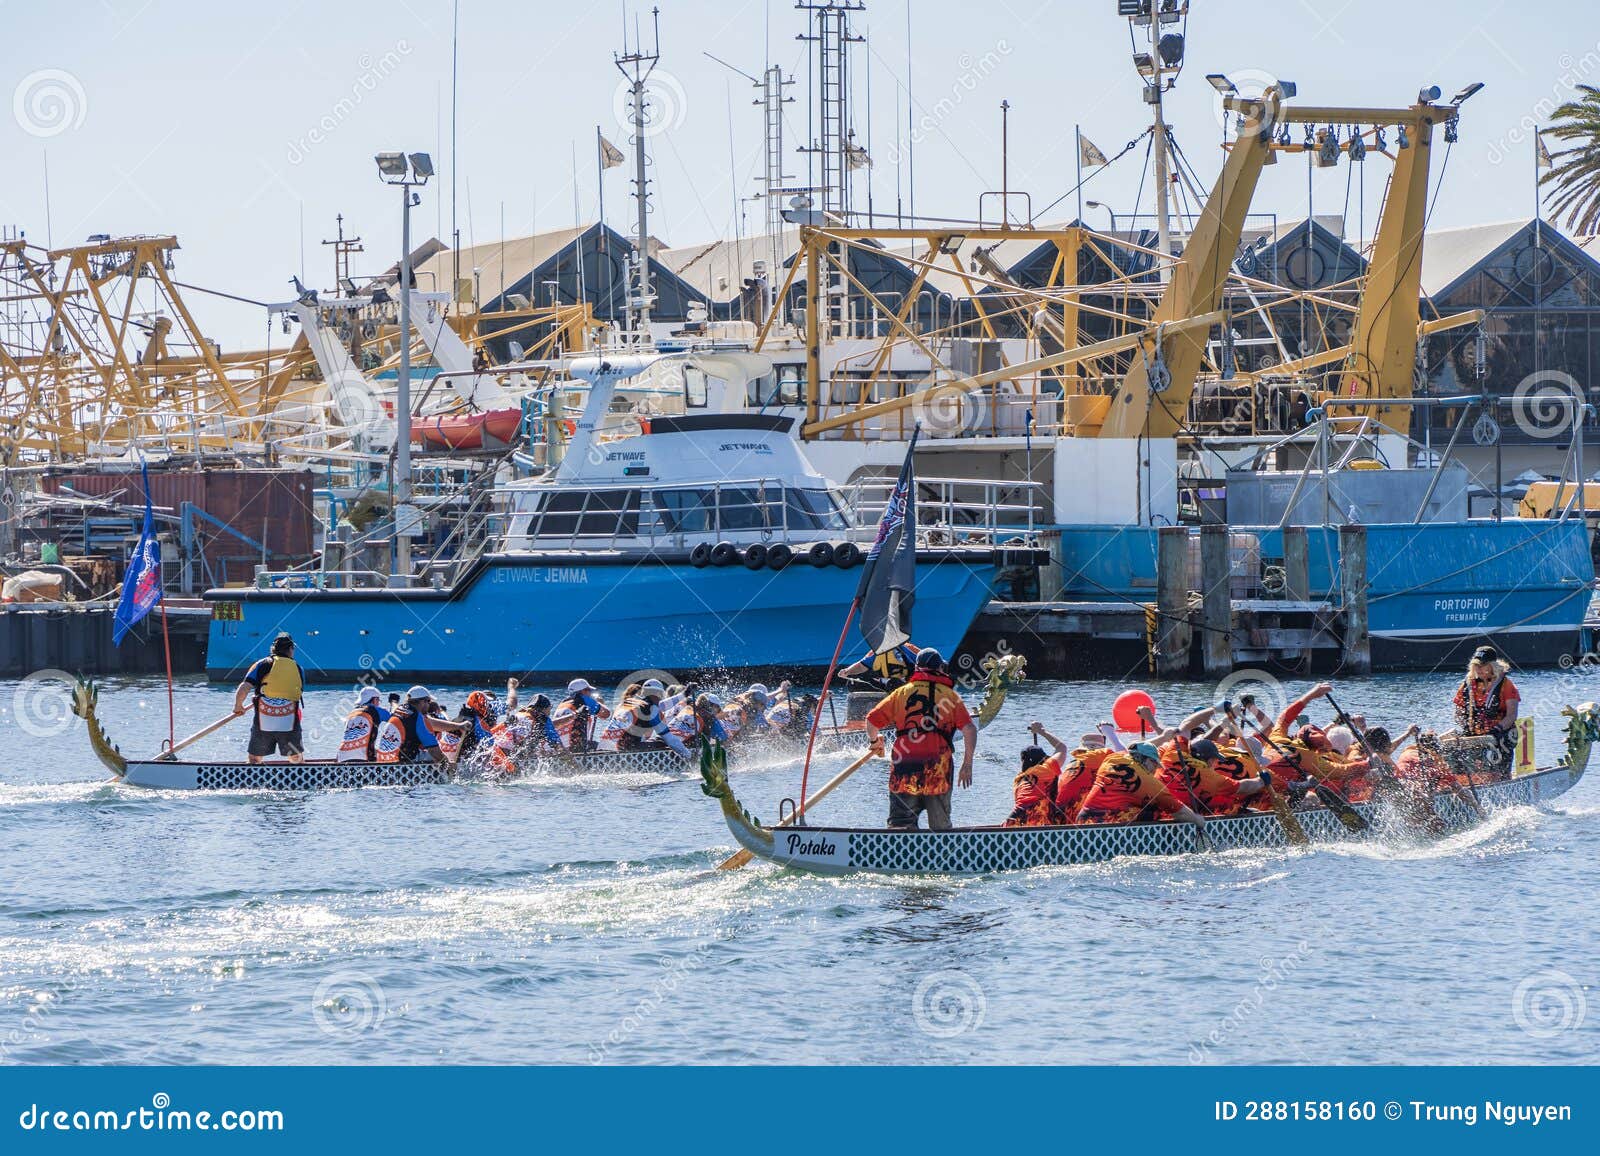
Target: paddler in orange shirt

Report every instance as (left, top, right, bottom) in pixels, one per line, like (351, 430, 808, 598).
(1005, 722, 1073, 827)
(1075, 742, 1209, 835)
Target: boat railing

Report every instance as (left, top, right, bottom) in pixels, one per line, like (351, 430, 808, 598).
(847, 475, 1045, 544)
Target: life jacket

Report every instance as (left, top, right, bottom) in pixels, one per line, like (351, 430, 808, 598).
(865, 645, 918, 690)
(252, 655, 304, 729)
(552, 695, 600, 751)
(1055, 747, 1109, 814)
(1454, 675, 1514, 736)
(490, 716, 532, 774)
(868, 672, 965, 765)
(337, 704, 384, 763)
(436, 723, 463, 765)
(597, 697, 658, 751)
(374, 706, 428, 763)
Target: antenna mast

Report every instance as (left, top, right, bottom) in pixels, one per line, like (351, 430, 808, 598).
(321, 213, 364, 292)
(615, 6, 662, 346)
(797, 1, 864, 222)
(1124, 0, 1190, 280)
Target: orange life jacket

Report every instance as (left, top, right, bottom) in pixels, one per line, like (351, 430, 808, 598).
(1077, 753, 1181, 822)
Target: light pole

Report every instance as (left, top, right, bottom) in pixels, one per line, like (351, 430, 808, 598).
(375, 150, 433, 584)
(1085, 200, 1118, 233)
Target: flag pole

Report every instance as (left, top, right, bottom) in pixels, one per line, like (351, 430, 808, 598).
(1075, 123, 1084, 222)
(159, 601, 175, 750)
(797, 598, 860, 813)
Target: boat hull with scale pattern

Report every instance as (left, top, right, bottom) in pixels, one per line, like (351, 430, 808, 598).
(733, 766, 1584, 875)
(112, 745, 690, 790)
(702, 703, 1600, 875)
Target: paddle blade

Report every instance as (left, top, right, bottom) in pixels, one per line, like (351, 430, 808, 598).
(1267, 788, 1309, 845)
(1313, 783, 1368, 831)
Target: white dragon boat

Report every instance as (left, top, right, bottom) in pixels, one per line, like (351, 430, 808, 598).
(70, 652, 1025, 792)
(700, 704, 1599, 876)
(71, 680, 689, 790)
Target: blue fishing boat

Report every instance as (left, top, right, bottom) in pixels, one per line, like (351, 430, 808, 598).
(205, 353, 1034, 681)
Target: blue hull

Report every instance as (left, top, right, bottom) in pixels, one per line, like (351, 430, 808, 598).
(205, 554, 995, 682)
(1052, 519, 1593, 666)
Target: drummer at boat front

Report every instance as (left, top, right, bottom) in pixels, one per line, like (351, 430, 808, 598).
(232, 631, 306, 764)
(864, 648, 978, 831)
(1453, 645, 1520, 743)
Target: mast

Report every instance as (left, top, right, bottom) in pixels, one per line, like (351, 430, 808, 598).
(614, 6, 662, 346)
(1124, 0, 1190, 279)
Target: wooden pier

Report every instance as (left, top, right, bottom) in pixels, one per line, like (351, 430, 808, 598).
(966, 525, 1366, 679)
(0, 600, 210, 678)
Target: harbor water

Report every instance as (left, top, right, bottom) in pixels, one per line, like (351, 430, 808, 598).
(1, 670, 1595, 1064)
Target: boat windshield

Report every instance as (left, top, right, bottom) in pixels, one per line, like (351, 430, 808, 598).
(525, 484, 851, 542)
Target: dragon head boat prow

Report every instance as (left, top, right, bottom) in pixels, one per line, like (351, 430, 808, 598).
(71, 677, 128, 778)
(971, 652, 1027, 729)
(698, 740, 773, 857)
(1559, 702, 1600, 773)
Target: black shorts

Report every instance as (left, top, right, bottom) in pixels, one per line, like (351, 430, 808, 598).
(248, 724, 303, 757)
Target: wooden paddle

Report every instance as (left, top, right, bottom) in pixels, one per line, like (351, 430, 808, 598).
(156, 708, 246, 761)
(1220, 707, 1308, 845)
(717, 749, 879, 871)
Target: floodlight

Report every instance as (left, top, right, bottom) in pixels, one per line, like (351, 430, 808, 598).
(375, 152, 408, 179)
(408, 152, 434, 179)
(1206, 74, 1235, 95)
(1451, 82, 1485, 105)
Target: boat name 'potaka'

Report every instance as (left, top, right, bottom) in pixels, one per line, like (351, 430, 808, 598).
(784, 832, 838, 857)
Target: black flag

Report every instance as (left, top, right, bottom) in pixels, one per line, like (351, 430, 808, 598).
(856, 428, 919, 654)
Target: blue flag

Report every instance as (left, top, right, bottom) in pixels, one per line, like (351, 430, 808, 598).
(112, 462, 162, 646)
(855, 427, 919, 655)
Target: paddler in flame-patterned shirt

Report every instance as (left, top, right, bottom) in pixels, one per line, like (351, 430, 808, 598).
(865, 648, 977, 831)
(1074, 742, 1209, 835)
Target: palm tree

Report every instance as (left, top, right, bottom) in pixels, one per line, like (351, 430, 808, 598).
(1543, 84, 1600, 235)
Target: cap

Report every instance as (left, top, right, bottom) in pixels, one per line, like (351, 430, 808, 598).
(1299, 724, 1332, 752)
(642, 678, 665, 692)
(1471, 645, 1500, 664)
(746, 682, 775, 703)
(1020, 745, 1048, 770)
(356, 686, 380, 704)
(1324, 725, 1356, 755)
(1129, 742, 1161, 763)
(567, 678, 593, 694)
(529, 693, 552, 711)
(1079, 733, 1106, 748)
(1189, 738, 1221, 762)
(465, 690, 490, 713)
(406, 685, 431, 702)
(915, 647, 944, 669)
(698, 693, 725, 710)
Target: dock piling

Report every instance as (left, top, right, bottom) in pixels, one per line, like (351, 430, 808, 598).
(1339, 524, 1371, 674)
(1200, 524, 1232, 676)
(1282, 525, 1311, 669)
(1154, 526, 1192, 677)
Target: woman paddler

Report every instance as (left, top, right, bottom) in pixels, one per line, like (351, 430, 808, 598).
(337, 686, 390, 763)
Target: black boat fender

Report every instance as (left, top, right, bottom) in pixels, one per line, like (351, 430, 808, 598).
(806, 541, 835, 567)
(710, 541, 740, 567)
(832, 541, 862, 568)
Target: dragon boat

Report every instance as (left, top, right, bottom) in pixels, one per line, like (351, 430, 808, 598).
(71, 680, 690, 791)
(701, 703, 1599, 876)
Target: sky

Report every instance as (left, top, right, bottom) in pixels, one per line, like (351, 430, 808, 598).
(1, 0, 1592, 349)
